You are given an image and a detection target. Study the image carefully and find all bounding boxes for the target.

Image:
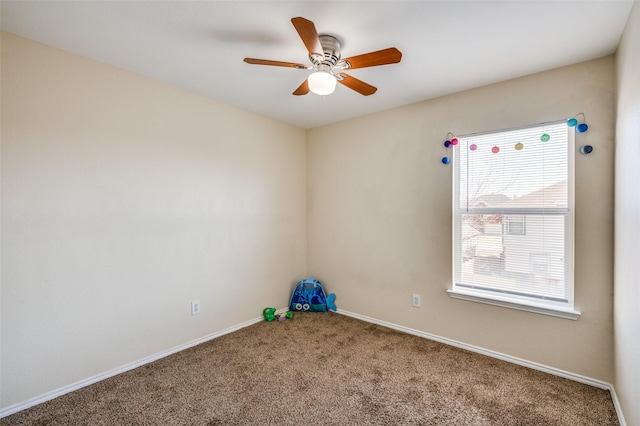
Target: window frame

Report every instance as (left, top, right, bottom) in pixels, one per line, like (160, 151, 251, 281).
(447, 121, 580, 320)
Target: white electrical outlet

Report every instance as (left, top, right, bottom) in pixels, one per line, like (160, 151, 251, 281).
(412, 294, 421, 308)
(191, 300, 201, 315)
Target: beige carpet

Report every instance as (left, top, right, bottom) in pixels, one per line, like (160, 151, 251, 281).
(2, 312, 618, 425)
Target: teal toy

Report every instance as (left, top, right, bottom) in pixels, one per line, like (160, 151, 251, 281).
(326, 293, 337, 312)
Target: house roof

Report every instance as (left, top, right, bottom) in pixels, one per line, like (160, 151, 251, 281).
(503, 180, 568, 209)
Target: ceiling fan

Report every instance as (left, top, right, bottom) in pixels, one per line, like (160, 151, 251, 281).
(243, 17, 402, 96)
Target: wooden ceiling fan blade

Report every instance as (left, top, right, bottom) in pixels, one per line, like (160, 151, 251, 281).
(291, 17, 323, 56)
(336, 73, 377, 96)
(293, 79, 310, 96)
(342, 47, 402, 69)
(244, 58, 308, 68)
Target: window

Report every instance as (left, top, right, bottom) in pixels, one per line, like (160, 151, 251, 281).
(448, 122, 579, 319)
(503, 215, 526, 235)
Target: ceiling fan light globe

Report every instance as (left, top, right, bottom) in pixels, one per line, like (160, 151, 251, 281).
(308, 71, 337, 95)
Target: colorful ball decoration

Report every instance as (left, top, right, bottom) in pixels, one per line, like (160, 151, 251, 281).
(568, 113, 587, 131)
(515, 142, 524, 151)
(451, 138, 459, 146)
(469, 143, 477, 151)
(442, 156, 450, 164)
(492, 146, 500, 154)
(580, 145, 593, 154)
(540, 133, 550, 142)
(444, 140, 452, 148)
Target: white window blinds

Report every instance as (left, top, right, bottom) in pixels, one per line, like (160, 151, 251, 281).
(453, 122, 574, 307)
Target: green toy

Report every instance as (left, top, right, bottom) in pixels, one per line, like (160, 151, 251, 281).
(263, 307, 276, 322)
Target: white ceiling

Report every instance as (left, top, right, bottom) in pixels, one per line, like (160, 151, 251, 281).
(1, 1, 634, 129)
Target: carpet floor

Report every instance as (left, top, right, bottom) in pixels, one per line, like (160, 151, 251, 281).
(2, 312, 618, 425)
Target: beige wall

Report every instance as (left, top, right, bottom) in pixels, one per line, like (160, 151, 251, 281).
(308, 57, 615, 382)
(0, 32, 307, 409)
(614, 1, 640, 424)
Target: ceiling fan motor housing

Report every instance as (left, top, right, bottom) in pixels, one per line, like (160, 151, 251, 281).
(311, 34, 342, 68)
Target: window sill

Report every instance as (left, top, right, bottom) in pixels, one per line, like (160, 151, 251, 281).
(447, 289, 581, 320)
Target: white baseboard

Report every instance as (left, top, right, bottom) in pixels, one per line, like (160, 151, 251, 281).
(0, 310, 285, 419)
(336, 309, 626, 426)
(608, 385, 628, 426)
(1, 307, 626, 426)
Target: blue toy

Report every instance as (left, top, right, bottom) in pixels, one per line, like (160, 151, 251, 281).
(289, 277, 337, 312)
(326, 293, 337, 311)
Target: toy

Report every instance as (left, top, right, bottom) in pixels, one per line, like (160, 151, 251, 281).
(276, 311, 294, 321)
(263, 307, 276, 322)
(326, 293, 337, 311)
(289, 277, 337, 312)
(263, 308, 294, 322)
